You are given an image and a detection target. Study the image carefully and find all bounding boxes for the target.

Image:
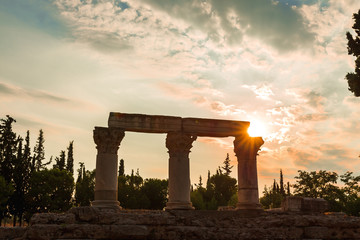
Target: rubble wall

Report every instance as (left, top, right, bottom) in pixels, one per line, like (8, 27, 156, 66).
(1, 208, 360, 240)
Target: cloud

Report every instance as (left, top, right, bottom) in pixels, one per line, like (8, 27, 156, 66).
(243, 84, 274, 100)
(0, 80, 101, 112)
(157, 81, 246, 117)
(142, 0, 316, 52)
(287, 147, 318, 168)
(80, 31, 133, 53)
(0, 81, 69, 103)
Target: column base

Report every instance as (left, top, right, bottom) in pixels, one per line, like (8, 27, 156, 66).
(165, 201, 194, 210)
(91, 200, 122, 212)
(236, 202, 263, 210)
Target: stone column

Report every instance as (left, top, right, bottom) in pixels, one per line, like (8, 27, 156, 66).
(233, 134, 264, 210)
(165, 132, 197, 210)
(91, 127, 125, 209)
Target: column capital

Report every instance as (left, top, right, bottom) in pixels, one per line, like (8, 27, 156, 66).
(93, 127, 125, 154)
(233, 134, 264, 159)
(166, 132, 197, 156)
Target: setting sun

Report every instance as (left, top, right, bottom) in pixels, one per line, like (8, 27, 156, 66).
(247, 120, 267, 137)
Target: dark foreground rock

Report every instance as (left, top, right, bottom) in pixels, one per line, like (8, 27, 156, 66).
(2, 207, 360, 240)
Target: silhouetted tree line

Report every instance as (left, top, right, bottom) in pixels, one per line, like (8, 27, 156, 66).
(260, 170, 360, 216)
(191, 153, 238, 209)
(0, 115, 76, 226)
(260, 169, 291, 209)
(0, 115, 169, 226)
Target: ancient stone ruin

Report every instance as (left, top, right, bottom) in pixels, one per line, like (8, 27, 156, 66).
(3, 112, 360, 240)
(92, 112, 264, 211)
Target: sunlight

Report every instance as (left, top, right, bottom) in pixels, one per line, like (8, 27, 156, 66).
(247, 120, 267, 137)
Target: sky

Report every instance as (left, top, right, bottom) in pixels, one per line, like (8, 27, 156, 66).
(1, 0, 360, 192)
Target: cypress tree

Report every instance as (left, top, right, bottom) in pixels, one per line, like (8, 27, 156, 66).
(0, 115, 18, 183)
(286, 182, 291, 196)
(280, 169, 285, 196)
(118, 159, 125, 176)
(272, 179, 277, 193)
(66, 141, 74, 175)
(222, 153, 233, 176)
(206, 170, 211, 189)
(53, 151, 66, 170)
(33, 130, 45, 171)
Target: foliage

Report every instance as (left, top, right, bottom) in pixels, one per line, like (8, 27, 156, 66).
(222, 153, 233, 176)
(208, 172, 237, 206)
(191, 155, 237, 210)
(10, 134, 32, 226)
(0, 176, 14, 225)
(75, 163, 95, 206)
(53, 151, 66, 170)
(66, 141, 74, 174)
(260, 169, 290, 209)
(346, 10, 360, 96)
(0, 115, 18, 183)
(117, 165, 168, 210)
(27, 169, 74, 215)
(33, 129, 46, 171)
(292, 170, 360, 215)
(141, 178, 168, 209)
(118, 159, 125, 176)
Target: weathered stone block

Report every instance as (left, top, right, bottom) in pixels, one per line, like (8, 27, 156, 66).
(68, 206, 100, 222)
(30, 213, 76, 225)
(108, 112, 182, 133)
(282, 196, 328, 213)
(302, 197, 328, 212)
(182, 118, 249, 137)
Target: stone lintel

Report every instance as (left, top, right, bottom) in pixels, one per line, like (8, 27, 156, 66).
(108, 112, 250, 137)
(182, 118, 249, 137)
(108, 112, 182, 133)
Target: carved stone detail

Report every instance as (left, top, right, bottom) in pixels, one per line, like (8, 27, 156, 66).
(166, 132, 197, 157)
(233, 134, 264, 159)
(93, 127, 125, 154)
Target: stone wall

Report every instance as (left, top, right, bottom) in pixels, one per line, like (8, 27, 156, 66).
(2, 207, 360, 240)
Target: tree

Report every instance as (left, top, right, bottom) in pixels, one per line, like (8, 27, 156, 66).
(141, 178, 168, 209)
(0, 176, 13, 226)
(293, 170, 342, 212)
(10, 137, 32, 226)
(346, 9, 360, 96)
(75, 163, 95, 206)
(32, 129, 50, 171)
(190, 190, 206, 210)
(279, 169, 285, 196)
(208, 171, 237, 206)
(53, 151, 66, 170)
(0, 115, 18, 183)
(195, 175, 203, 188)
(339, 171, 360, 216)
(27, 169, 74, 216)
(222, 153, 233, 176)
(66, 141, 74, 175)
(118, 159, 124, 176)
(260, 169, 290, 209)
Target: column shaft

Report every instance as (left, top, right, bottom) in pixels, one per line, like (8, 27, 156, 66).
(91, 127, 125, 209)
(165, 132, 197, 210)
(234, 135, 264, 210)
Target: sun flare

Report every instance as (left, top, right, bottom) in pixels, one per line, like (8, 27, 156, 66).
(247, 120, 267, 137)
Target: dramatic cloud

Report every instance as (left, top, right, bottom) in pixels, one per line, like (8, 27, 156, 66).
(2, 0, 360, 189)
(142, 0, 316, 52)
